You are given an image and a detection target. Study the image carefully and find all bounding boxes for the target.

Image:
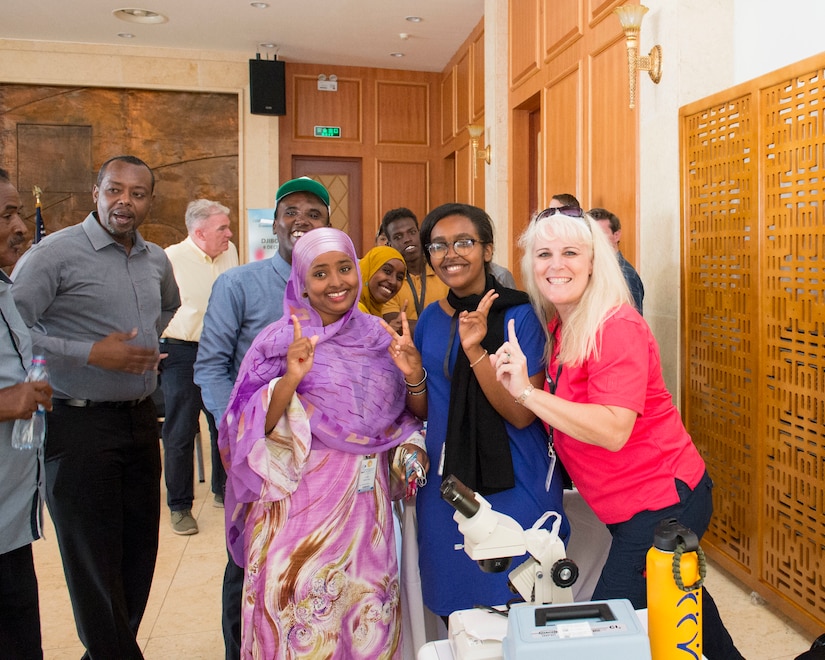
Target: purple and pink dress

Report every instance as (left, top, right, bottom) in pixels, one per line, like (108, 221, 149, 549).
(219, 228, 421, 659)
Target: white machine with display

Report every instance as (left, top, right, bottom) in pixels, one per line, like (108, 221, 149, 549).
(502, 599, 651, 660)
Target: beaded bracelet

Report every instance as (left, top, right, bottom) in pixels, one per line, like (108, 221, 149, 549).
(469, 350, 488, 369)
(404, 368, 427, 388)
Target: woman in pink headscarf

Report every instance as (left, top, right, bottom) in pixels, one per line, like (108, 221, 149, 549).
(219, 227, 426, 659)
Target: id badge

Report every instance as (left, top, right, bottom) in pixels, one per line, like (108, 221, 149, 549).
(357, 455, 377, 493)
(545, 444, 557, 492)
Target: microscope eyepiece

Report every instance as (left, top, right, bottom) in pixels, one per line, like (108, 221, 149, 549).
(440, 474, 480, 518)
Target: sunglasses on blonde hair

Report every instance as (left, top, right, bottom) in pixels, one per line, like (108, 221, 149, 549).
(533, 205, 591, 234)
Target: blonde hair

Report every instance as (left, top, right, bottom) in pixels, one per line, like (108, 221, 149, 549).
(519, 211, 632, 366)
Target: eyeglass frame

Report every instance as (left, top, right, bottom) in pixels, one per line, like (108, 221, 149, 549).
(424, 237, 485, 258)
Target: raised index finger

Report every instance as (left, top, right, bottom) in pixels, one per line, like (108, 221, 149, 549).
(506, 318, 523, 350)
(291, 314, 303, 342)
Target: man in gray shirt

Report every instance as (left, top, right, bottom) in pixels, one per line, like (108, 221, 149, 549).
(0, 166, 53, 658)
(12, 155, 180, 660)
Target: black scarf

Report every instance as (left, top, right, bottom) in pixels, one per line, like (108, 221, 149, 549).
(443, 274, 530, 495)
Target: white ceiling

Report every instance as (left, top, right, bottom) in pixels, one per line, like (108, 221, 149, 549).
(2, 0, 484, 72)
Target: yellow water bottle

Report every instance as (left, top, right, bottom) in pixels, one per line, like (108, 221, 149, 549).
(647, 518, 706, 660)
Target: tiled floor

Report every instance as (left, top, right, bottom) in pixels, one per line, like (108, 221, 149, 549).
(33, 443, 815, 659)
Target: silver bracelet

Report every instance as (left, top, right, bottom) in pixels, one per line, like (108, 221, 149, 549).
(407, 387, 427, 396)
(404, 368, 427, 388)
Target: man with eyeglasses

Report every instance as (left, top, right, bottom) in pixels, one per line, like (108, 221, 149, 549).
(588, 207, 644, 314)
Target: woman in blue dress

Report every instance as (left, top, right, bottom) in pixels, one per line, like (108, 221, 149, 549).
(383, 203, 568, 618)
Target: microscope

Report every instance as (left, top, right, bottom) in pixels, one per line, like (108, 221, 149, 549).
(440, 474, 578, 605)
(439, 475, 651, 660)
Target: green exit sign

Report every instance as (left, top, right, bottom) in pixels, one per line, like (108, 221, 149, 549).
(314, 126, 341, 138)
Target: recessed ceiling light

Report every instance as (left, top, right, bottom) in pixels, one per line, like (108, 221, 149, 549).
(405, 16, 423, 23)
(259, 42, 276, 49)
(113, 8, 168, 24)
(390, 52, 405, 58)
(117, 33, 135, 39)
(250, 2, 269, 8)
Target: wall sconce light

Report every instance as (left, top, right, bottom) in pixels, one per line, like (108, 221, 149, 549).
(468, 124, 491, 179)
(614, 4, 662, 109)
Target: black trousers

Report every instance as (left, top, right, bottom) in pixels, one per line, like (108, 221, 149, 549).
(45, 398, 160, 660)
(223, 552, 243, 660)
(159, 341, 203, 511)
(0, 544, 42, 660)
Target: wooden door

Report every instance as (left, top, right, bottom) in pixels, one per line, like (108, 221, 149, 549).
(291, 157, 362, 249)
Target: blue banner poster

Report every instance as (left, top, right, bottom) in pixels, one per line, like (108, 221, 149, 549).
(247, 208, 277, 262)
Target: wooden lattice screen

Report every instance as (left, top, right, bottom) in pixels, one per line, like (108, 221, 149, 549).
(681, 54, 825, 635)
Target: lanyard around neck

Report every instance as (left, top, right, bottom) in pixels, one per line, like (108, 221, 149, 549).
(406, 268, 427, 317)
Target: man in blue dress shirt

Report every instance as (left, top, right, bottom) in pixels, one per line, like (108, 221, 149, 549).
(195, 176, 331, 660)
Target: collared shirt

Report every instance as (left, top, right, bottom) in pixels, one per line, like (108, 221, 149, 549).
(381, 263, 449, 321)
(0, 274, 41, 554)
(11, 213, 180, 401)
(617, 251, 645, 315)
(162, 236, 239, 342)
(195, 253, 291, 421)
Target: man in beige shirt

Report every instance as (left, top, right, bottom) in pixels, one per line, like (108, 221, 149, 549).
(160, 199, 238, 535)
(380, 208, 449, 335)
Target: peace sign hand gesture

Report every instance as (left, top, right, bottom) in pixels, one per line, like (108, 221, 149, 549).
(458, 288, 498, 355)
(380, 310, 422, 380)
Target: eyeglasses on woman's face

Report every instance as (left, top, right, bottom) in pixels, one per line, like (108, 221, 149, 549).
(534, 205, 584, 222)
(425, 238, 481, 258)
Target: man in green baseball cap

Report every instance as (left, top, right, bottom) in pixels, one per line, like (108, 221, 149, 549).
(273, 177, 331, 262)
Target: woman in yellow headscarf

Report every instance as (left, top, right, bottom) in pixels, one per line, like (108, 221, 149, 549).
(358, 245, 406, 316)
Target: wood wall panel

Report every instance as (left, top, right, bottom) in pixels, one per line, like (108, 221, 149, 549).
(439, 19, 485, 207)
(455, 51, 471, 135)
(510, 0, 541, 87)
(377, 160, 429, 222)
(543, 68, 581, 200)
(588, 35, 638, 264)
(455, 142, 473, 203)
(508, 0, 636, 277)
(376, 81, 429, 146)
(292, 76, 362, 142)
(441, 69, 455, 145)
(544, 0, 584, 61)
(588, 0, 621, 24)
(680, 52, 825, 636)
(471, 31, 485, 121)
